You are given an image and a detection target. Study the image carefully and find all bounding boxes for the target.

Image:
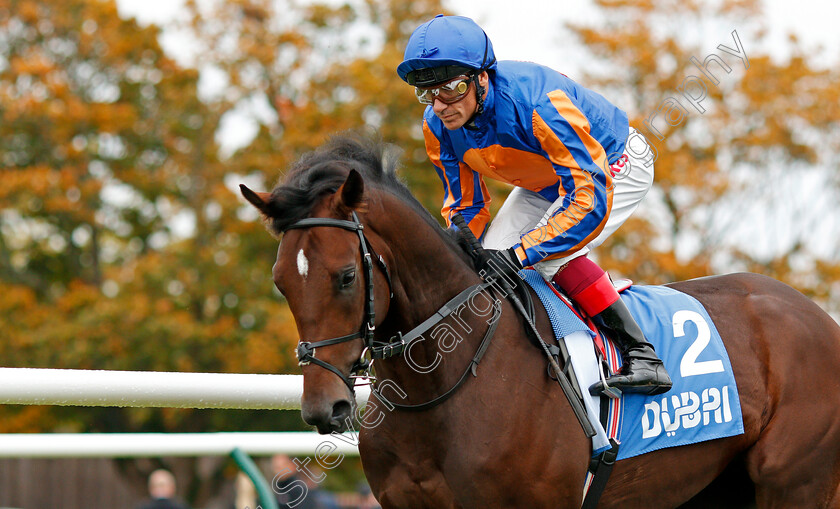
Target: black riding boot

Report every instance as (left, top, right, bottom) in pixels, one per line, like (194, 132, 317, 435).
(588, 299, 672, 396)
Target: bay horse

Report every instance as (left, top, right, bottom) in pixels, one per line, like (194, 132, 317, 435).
(241, 134, 840, 508)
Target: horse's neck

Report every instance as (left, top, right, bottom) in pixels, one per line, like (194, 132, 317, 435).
(371, 197, 477, 323)
(368, 196, 492, 396)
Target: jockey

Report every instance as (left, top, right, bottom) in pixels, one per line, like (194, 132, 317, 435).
(397, 14, 672, 396)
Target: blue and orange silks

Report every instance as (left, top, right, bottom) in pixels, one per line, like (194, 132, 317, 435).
(423, 60, 629, 267)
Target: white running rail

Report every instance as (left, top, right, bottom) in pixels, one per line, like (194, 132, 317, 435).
(0, 368, 370, 409)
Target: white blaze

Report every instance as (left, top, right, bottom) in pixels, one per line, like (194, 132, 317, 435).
(296, 249, 309, 279)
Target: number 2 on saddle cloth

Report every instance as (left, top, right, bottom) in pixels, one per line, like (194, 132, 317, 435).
(524, 269, 745, 462)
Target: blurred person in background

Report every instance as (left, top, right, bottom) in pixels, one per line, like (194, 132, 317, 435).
(233, 472, 257, 509)
(135, 469, 190, 509)
(301, 465, 340, 509)
(271, 454, 324, 509)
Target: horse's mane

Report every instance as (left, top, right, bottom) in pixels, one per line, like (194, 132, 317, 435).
(263, 132, 465, 256)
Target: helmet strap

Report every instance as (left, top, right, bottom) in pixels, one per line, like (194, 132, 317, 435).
(471, 33, 493, 118)
(464, 71, 486, 130)
(474, 71, 487, 115)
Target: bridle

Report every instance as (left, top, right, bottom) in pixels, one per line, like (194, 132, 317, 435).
(285, 211, 392, 392)
(284, 211, 502, 411)
(285, 210, 595, 437)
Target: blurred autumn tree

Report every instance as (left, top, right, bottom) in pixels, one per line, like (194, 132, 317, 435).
(179, 0, 449, 213)
(0, 0, 297, 502)
(0, 0, 446, 504)
(3, 0, 838, 505)
(567, 0, 840, 317)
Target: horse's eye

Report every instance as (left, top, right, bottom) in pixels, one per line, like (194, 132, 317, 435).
(339, 270, 356, 289)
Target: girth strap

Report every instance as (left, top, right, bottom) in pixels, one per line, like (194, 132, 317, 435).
(582, 438, 620, 509)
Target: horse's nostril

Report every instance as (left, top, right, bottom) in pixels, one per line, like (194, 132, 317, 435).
(332, 399, 353, 426)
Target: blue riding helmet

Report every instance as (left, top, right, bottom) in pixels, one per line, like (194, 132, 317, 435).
(397, 15, 497, 87)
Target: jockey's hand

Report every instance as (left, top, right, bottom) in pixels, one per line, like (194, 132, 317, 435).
(476, 248, 523, 282)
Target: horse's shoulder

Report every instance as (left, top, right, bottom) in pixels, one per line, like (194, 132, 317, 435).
(359, 426, 457, 507)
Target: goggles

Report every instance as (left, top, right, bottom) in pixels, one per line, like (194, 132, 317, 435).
(414, 75, 474, 105)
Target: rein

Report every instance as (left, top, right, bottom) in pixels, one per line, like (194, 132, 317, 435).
(370, 281, 501, 411)
(286, 212, 501, 410)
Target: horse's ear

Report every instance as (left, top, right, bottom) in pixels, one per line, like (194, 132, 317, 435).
(239, 184, 274, 216)
(333, 169, 365, 215)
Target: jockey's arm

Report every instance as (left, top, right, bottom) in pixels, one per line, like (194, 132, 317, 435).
(509, 92, 614, 267)
(423, 121, 491, 240)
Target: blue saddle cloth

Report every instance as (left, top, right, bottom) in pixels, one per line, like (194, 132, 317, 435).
(521, 271, 745, 461)
(616, 285, 744, 459)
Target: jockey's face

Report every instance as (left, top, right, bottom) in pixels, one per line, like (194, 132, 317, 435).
(430, 71, 488, 130)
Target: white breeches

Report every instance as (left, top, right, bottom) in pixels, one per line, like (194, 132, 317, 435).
(483, 127, 655, 280)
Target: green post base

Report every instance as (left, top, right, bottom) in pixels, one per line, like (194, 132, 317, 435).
(230, 447, 280, 509)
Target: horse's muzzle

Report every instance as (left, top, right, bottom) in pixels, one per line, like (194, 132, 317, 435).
(302, 397, 355, 434)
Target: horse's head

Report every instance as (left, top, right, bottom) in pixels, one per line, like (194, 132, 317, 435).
(241, 144, 396, 433)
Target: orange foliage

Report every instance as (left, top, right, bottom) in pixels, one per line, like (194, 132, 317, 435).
(568, 0, 840, 308)
(1, 0, 837, 502)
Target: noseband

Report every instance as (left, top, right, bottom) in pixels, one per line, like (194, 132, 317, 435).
(285, 212, 393, 392)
